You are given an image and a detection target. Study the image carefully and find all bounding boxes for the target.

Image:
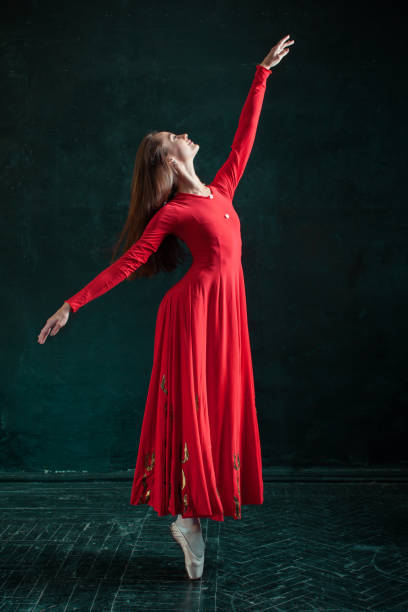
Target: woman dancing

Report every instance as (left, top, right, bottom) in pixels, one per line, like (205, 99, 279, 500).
(38, 34, 295, 580)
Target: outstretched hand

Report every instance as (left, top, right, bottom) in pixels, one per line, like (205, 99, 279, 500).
(37, 302, 71, 344)
(260, 34, 295, 70)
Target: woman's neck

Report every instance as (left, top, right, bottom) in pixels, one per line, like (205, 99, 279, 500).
(176, 179, 210, 196)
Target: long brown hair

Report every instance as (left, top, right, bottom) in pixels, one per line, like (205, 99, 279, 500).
(110, 130, 186, 279)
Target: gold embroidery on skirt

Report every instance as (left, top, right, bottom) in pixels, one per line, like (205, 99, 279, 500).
(144, 451, 155, 471)
(216, 485, 222, 505)
(136, 450, 155, 504)
(180, 442, 189, 511)
(233, 452, 241, 518)
(233, 494, 241, 518)
(160, 373, 168, 394)
(181, 441, 189, 463)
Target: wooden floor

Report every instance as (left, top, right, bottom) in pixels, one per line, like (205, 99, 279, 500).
(0, 480, 407, 611)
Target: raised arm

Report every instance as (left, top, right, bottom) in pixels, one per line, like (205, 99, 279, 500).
(210, 64, 272, 200)
(210, 35, 294, 200)
(64, 204, 179, 313)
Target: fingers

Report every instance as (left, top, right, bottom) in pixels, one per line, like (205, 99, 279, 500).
(50, 324, 62, 336)
(277, 36, 295, 51)
(276, 36, 295, 61)
(278, 34, 291, 46)
(279, 41, 294, 53)
(38, 325, 52, 344)
(37, 320, 63, 344)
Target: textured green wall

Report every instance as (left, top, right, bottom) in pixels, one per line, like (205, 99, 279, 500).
(1, 1, 406, 473)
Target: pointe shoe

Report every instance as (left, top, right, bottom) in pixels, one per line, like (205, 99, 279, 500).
(170, 521, 205, 580)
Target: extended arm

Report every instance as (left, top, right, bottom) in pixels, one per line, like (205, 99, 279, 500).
(210, 64, 272, 200)
(65, 204, 179, 313)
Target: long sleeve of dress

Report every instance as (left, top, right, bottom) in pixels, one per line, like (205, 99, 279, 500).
(64, 204, 179, 313)
(210, 64, 272, 200)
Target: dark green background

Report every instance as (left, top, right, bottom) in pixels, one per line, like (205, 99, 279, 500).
(1, 1, 406, 474)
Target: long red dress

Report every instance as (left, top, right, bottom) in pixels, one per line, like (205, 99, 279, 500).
(65, 64, 272, 521)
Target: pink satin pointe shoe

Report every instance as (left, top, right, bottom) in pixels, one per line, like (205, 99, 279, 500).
(170, 521, 205, 580)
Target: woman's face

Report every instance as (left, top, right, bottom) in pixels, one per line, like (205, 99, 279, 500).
(158, 131, 199, 164)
